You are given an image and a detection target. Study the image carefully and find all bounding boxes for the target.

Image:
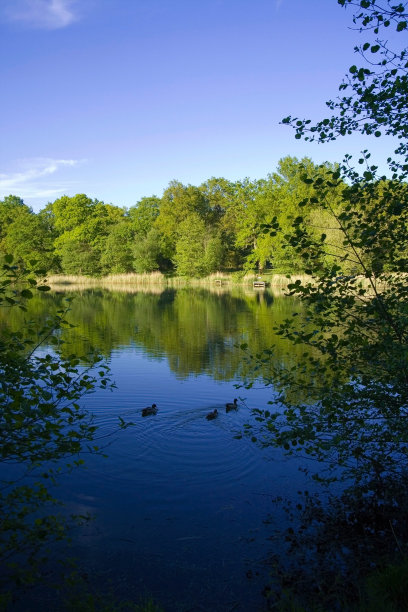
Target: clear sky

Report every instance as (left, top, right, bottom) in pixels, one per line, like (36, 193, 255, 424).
(0, 0, 399, 211)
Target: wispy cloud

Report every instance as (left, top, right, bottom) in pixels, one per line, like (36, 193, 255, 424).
(0, 158, 82, 203)
(4, 0, 79, 30)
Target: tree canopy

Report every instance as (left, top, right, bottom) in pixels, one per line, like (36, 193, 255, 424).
(0, 157, 360, 279)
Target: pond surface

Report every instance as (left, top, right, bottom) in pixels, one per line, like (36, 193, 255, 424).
(7, 287, 311, 611)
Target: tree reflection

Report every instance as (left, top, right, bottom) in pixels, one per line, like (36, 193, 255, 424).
(2, 288, 307, 383)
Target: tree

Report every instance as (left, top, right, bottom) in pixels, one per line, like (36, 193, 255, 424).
(3, 210, 59, 272)
(101, 220, 135, 273)
(0, 196, 31, 249)
(173, 214, 209, 277)
(128, 196, 161, 236)
(232, 159, 345, 274)
(284, 0, 408, 174)
(266, 157, 345, 273)
(203, 233, 226, 274)
(239, 2, 408, 606)
(0, 256, 129, 604)
(132, 228, 163, 273)
(243, 0, 408, 484)
(53, 195, 126, 275)
(155, 181, 211, 263)
(234, 178, 270, 273)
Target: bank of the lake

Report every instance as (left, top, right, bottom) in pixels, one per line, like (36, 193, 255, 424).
(46, 271, 313, 293)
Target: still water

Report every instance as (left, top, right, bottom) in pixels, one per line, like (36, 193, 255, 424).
(9, 287, 310, 611)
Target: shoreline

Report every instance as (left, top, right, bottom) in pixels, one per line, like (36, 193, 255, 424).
(45, 272, 312, 292)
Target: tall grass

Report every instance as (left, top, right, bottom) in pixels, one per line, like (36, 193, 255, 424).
(47, 271, 313, 285)
(45, 271, 317, 293)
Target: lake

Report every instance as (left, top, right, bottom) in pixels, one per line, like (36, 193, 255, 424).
(5, 286, 311, 611)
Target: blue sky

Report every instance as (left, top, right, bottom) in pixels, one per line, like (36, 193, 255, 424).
(0, 0, 399, 211)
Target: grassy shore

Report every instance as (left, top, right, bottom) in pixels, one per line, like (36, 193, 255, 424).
(46, 271, 313, 291)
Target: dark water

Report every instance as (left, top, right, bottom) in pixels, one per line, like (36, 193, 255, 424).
(6, 287, 311, 611)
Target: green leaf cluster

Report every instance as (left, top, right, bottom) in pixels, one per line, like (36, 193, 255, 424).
(0, 257, 128, 600)
(241, 0, 408, 490)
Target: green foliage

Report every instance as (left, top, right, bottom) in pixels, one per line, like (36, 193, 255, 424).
(204, 233, 225, 273)
(232, 159, 345, 274)
(52, 194, 99, 233)
(242, 0, 408, 488)
(52, 195, 126, 276)
(0, 165, 364, 279)
(285, 1, 408, 175)
(128, 196, 161, 236)
(155, 181, 210, 261)
(3, 209, 59, 272)
(0, 195, 28, 239)
(240, 2, 408, 608)
(0, 196, 58, 271)
(0, 256, 131, 602)
(101, 220, 135, 273)
(173, 214, 225, 277)
(132, 228, 163, 273)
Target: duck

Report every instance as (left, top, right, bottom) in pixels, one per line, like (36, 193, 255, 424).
(225, 398, 238, 412)
(206, 409, 218, 421)
(142, 404, 158, 417)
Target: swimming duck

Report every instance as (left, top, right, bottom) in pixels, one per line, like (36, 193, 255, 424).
(142, 404, 158, 417)
(225, 398, 238, 412)
(206, 409, 218, 421)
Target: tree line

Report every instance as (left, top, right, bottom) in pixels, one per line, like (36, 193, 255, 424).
(2, 155, 402, 278)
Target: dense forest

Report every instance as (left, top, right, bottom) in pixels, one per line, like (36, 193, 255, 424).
(2, 155, 401, 278)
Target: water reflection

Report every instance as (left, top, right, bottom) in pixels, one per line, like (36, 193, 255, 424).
(4, 287, 310, 611)
(4, 286, 303, 381)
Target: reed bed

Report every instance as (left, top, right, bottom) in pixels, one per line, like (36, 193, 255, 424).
(46, 271, 316, 292)
(45, 271, 388, 298)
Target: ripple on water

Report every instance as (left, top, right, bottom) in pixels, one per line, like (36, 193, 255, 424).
(82, 396, 275, 508)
